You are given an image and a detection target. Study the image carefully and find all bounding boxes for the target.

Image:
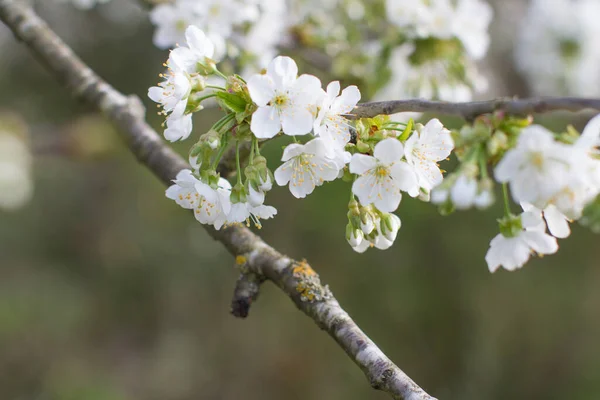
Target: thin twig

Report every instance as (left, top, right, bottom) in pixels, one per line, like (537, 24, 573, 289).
(0, 1, 436, 399)
(351, 98, 600, 120)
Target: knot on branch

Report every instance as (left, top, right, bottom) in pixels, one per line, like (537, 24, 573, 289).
(292, 260, 332, 303)
(370, 366, 396, 390)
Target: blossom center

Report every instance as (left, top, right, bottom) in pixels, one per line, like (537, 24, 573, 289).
(375, 165, 390, 177)
(273, 93, 289, 107)
(530, 152, 545, 169)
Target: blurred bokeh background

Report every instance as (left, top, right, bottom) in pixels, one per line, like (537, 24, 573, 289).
(1, 1, 600, 399)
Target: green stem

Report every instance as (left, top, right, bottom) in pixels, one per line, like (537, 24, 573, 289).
(249, 137, 256, 164)
(195, 93, 218, 103)
(214, 69, 228, 80)
(206, 85, 226, 91)
(479, 145, 489, 180)
(502, 183, 511, 217)
(236, 141, 242, 184)
(383, 127, 408, 132)
(213, 113, 235, 132)
(254, 137, 261, 155)
(211, 133, 229, 170)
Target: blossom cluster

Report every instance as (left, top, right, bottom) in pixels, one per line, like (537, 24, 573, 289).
(150, 26, 455, 253)
(61, 0, 495, 105)
(515, 0, 600, 96)
(441, 112, 600, 272)
(378, 0, 493, 102)
(150, 26, 600, 273)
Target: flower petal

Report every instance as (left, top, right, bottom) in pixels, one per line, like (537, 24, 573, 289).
(374, 138, 404, 164)
(349, 154, 377, 175)
(267, 56, 298, 88)
(251, 106, 281, 138)
(281, 107, 314, 136)
(247, 74, 275, 107)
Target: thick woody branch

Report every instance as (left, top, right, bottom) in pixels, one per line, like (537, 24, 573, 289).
(0, 1, 435, 399)
(352, 98, 600, 120)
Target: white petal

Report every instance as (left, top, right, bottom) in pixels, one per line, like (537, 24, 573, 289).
(326, 81, 341, 99)
(281, 107, 314, 136)
(374, 138, 404, 164)
(522, 231, 559, 255)
(185, 25, 214, 59)
(247, 185, 265, 207)
(274, 160, 293, 186)
(544, 205, 571, 239)
(349, 154, 377, 175)
(291, 74, 323, 104)
(332, 85, 361, 114)
(374, 187, 402, 213)
(578, 114, 600, 150)
(251, 106, 281, 138)
(251, 205, 277, 219)
(281, 143, 306, 161)
(390, 162, 420, 197)
(267, 56, 298, 88)
(450, 175, 477, 210)
(247, 74, 275, 107)
(352, 239, 371, 253)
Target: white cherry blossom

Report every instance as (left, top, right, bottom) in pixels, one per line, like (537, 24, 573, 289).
(169, 26, 217, 74)
(485, 211, 558, 273)
(351, 213, 401, 253)
(224, 201, 277, 228)
(163, 103, 193, 142)
(150, 3, 204, 50)
(452, 0, 493, 60)
(404, 119, 454, 191)
(314, 81, 361, 153)
(274, 138, 342, 198)
(495, 125, 574, 208)
(247, 56, 322, 138)
(165, 170, 232, 229)
(148, 63, 191, 114)
(350, 138, 419, 213)
(521, 202, 571, 239)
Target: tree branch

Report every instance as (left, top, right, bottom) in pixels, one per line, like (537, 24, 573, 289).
(352, 98, 600, 120)
(0, 1, 436, 399)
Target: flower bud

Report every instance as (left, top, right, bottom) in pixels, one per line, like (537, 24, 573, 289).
(346, 223, 364, 247)
(356, 140, 370, 153)
(230, 182, 248, 204)
(380, 213, 401, 242)
(246, 182, 265, 207)
(359, 207, 375, 235)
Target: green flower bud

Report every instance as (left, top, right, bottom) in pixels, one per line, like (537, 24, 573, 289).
(356, 140, 370, 153)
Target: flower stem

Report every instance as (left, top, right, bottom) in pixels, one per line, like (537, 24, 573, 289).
(236, 141, 242, 185)
(249, 137, 256, 164)
(206, 85, 226, 91)
(214, 69, 228, 80)
(211, 133, 229, 170)
(195, 93, 218, 103)
(213, 113, 235, 132)
(479, 145, 489, 180)
(502, 183, 511, 217)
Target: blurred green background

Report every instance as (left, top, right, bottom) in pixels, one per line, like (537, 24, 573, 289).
(1, 2, 600, 400)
